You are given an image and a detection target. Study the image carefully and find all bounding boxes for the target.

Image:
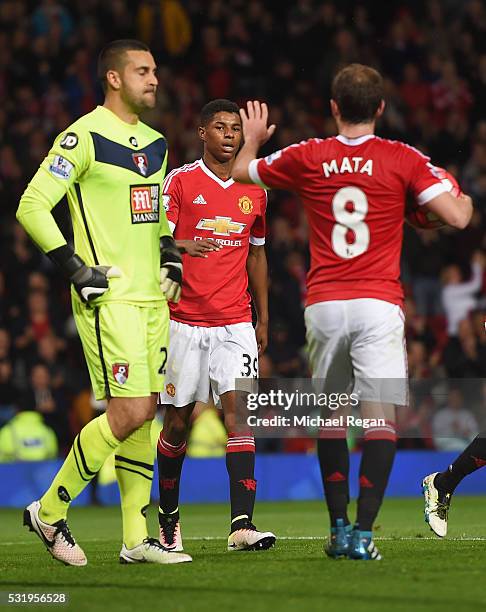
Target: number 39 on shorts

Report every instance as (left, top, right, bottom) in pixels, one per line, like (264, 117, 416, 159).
(241, 353, 258, 378)
(331, 186, 370, 259)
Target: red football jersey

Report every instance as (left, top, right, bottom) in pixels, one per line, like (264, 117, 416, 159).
(164, 159, 266, 326)
(250, 134, 447, 307)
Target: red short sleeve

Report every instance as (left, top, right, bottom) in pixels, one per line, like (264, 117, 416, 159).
(249, 140, 317, 192)
(162, 169, 183, 229)
(250, 191, 267, 245)
(402, 145, 447, 205)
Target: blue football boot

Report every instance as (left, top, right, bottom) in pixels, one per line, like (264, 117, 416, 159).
(348, 527, 382, 560)
(324, 519, 352, 558)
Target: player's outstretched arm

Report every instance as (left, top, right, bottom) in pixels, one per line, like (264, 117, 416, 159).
(232, 101, 276, 184)
(246, 244, 269, 355)
(423, 192, 473, 229)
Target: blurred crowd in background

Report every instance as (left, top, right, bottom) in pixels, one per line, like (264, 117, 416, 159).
(1, 0, 486, 459)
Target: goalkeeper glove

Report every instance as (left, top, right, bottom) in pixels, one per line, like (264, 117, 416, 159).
(160, 236, 183, 303)
(48, 245, 121, 302)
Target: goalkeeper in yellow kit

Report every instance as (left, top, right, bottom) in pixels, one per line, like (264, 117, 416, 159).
(16, 39, 192, 565)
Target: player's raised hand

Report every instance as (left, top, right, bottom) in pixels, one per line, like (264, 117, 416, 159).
(177, 239, 222, 258)
(240, 101, 276, 147)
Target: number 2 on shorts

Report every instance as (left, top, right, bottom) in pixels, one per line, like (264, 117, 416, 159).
(158, 347, 168, 375)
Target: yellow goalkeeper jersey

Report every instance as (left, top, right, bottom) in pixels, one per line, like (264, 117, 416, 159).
(17, 105, 171, 304)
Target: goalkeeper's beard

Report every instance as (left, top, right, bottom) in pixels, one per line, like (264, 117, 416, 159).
(122, 90, 156, 114)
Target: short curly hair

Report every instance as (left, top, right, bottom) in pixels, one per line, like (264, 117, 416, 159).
(200, 99, 240, 126)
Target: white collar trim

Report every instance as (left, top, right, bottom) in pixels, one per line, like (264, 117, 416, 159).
(198, 159, 234, 189)
(336, 134, 376, 146)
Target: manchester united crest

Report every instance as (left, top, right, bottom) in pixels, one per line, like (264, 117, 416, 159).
(113, 363, 129, 385)
(238, 196, 253, 214)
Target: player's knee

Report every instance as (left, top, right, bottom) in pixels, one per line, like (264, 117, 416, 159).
(107, 396, 155, 436)
(133, 410, 153, 431)
(118, 414, 147, 438)
(164, 414, 190, 444)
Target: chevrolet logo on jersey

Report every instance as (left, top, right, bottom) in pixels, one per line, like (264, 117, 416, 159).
(196, 216, 246, 236)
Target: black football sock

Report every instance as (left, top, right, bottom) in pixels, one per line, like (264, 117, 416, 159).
(356, 423, 396, 532)
(226, 433, 256, 532)
(157, 434, 186, 515)
(317, 431, 350, 528)
(434, 432, 486, 494)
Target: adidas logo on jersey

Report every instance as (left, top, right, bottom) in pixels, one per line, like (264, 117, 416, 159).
(193, 194, 207, 205)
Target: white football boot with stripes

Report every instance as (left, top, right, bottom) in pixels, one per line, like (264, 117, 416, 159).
(422, 472, 451, 537)
(227, 520, 276, 551)
(120, 537, 192, 564)
(23, 500, 87, 566)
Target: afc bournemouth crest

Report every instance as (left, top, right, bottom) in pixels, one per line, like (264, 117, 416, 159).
(166, 383, 176, 397)
(238, 196, 253, 214)
(132, 152, 148, 176)
(113, 363, 129, 385)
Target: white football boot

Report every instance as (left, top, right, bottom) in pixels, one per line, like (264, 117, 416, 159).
(159, 511, 184, 552)
(120, 537, 192, 564)
(227, 521, 276, 551)
(422, 472, 451, 537)
(23, 500, 87, 566)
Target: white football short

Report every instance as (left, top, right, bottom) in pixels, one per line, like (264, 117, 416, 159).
(159, 320, 258, 407)
(305, 298, 407, 405)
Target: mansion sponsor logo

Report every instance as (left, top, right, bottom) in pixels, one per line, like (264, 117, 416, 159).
(130, 184, 160, 224)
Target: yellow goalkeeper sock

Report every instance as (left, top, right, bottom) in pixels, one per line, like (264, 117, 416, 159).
(39, 413, 119, 523)
(115, 420, 155, 549)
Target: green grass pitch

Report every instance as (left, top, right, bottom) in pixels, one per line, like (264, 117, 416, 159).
(1, 498, 485, 612)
